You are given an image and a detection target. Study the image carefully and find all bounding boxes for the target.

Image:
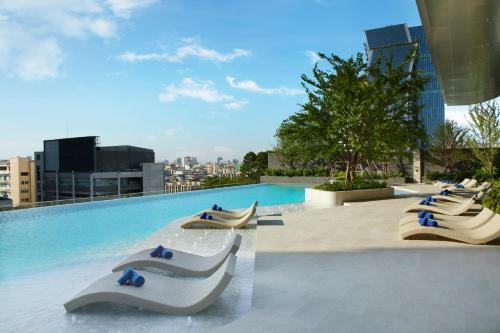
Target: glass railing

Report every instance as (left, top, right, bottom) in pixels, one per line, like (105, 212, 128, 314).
(0, 182, 259, 212)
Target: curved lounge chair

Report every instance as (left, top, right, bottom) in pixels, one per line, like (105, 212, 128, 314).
(111, 234, 242, 276)
(181, 206, 256, 229)
(197, 201, 258, 220)
(432, 190, 485, 204)
(64, 254, 237, 315)
(435, 178, 469, 188)
(446, 179, 477, 190)
(399, 208, 495, 230)
(399, 213, 500, 244)
(403, 196, 478, 216)
(452, 181, 490, 194)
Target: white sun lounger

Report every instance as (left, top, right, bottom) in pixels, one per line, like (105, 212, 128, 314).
(399, 213, 500, 244)
(64, 254, 237, 315)
(181, 205, 256, 229)
(432, 190, 486, 204)
(196, 201, 258, 220)
(111, 234, 242, 276)
(434, 178, 469, 188)
(451, 181, 490, 193)
(403, 196, 478, 216)
(399, 208, 495, 230)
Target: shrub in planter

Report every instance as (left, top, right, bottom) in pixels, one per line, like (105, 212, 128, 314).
(314, 181, 387, 192)
(483, 182, 500, 214)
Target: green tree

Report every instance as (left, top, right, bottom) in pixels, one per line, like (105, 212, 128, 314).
(240, 151, 268, 179)
(467, 100, 500, 179)
(276, 51, 426, 182)
(428, 120, 468, 172)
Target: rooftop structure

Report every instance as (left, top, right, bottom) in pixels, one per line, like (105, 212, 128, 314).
(37, 136, 164, 202)
(416, 0, 500, 105)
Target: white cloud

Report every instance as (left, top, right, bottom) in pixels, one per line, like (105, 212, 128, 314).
(158, 77, 247, 110)
(159, 77, 234, 103)
(445, 104, 469, 126)
(0, 21, 63, 80)
(88, 18, 117, 38)
(119, 39, 251, 63)
(0, 0, 157, 80)
(107, 0, 158, 18)
(225, 76, 304, 96)
(225, 100, 248, 110)
(306, 50, 321, 64)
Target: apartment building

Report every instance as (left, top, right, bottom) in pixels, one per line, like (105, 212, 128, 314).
(0, 157, 36, 207)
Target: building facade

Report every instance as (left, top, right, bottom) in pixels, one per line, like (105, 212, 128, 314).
(36, 136, 164, 202)
(0, 157, 36, 207)
(364, 24, 445, 139)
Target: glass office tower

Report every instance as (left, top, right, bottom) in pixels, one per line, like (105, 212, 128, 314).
(365, 24, 445, 140)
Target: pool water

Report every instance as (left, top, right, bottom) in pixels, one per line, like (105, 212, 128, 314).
(0, 184, 306, 279)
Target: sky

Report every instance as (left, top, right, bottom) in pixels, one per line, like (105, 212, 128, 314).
(0, 0, 469, 163)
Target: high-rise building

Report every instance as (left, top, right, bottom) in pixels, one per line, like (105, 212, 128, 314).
(364, 24, 445, 139)
(36, 136, 164, 202)
(0, 157, 36, 207)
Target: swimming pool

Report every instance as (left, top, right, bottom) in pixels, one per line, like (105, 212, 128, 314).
(0, 184, 306, 279)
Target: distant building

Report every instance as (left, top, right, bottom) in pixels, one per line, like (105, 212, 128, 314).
(176, 156, 197, 168)
(364, 24, 445, 139)
(0, 159, 9, 199)
(0, 157, 36, 207)
(36, 136, 164, 202)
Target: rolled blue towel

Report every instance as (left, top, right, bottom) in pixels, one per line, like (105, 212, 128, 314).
(419, 199, 430, 206)
(200, 212, 207, 220)
(117, 267, 134, 285)
(208, 215, 213, 220)
(430, 197, 437, 202)
(212, 204, 218, 211)
(418, 210, 427, 218)
(150, 245, 164, 257)
(160, 248, 173, 259)
(418, 217, 428, 226)
(130, 270, 145, 287)
(427, 220, 438, 227)
(425, 212, 434, 219)
(217, 206, 222, 211)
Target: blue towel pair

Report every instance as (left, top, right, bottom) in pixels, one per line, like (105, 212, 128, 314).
(454, 184, 464, 188)
(150, 245, 173, 259)
(212, 204, 223, 211)
(425, 196, 437, 202)
(117, 267, 145, 287)
(418, 217, 438, 227)
(200, 212, 213, 220)
(419, 199, 430, 206)
(439, 189, 450, 196)
(417, 210, 433, 219)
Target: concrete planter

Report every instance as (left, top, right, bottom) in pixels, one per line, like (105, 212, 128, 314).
(305, 187, 394, 206)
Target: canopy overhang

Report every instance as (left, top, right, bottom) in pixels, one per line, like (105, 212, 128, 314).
(416, 0, 500, 105)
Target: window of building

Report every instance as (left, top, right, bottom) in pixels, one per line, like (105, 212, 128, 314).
(21, 172, 29, 176)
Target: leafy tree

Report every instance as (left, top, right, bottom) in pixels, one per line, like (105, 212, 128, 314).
(467, 100, 500, 179)
(428, 120, 468, 172)
(276, 51, 426, 182)
(240, 151, 268, 179)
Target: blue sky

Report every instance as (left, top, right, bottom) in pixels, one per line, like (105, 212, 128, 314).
(0, 0, 464, 162)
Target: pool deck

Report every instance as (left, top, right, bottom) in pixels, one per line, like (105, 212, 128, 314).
(216, 184, 500, 332)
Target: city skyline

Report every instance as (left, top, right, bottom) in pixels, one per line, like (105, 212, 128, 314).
(0, 0, 467, 162)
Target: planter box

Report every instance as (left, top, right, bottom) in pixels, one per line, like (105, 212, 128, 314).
(260, 176, 328, 184)
(305, 187, 394, 206)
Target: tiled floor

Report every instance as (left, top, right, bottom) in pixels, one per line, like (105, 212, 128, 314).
(217, 184, 500, 332)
